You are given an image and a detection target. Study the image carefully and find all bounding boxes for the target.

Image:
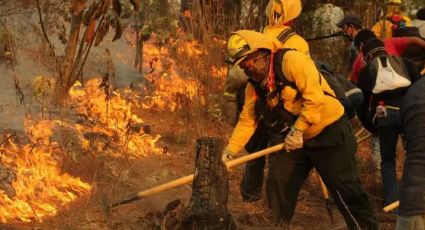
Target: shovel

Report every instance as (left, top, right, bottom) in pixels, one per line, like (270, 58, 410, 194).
(100, 143, 285, 214)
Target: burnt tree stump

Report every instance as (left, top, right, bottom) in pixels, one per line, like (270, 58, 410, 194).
(181, 137, 235, 229)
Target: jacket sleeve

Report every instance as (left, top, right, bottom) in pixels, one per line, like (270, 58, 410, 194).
(372, 21, 384, 38)
(282, 51, 325, 132)
(404, 15, 412, 26)
(225, 83, 258, 154)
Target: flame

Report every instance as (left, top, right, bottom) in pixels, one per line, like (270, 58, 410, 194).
(69, 79, 162, 157)
(0, 120, 91, 223)
(0, 75, 164, 223)
(120, 29, 227, 112)
(0, 28, 228, 223)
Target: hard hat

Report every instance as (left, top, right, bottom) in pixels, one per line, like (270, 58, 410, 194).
(227, 34, 250, 64)
(226, 30, 265, 64)
(226, 30, 282, 64)
(388, 0, 402, 4)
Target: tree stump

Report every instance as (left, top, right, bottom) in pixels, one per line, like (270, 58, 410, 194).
(180, 137, 235, 229)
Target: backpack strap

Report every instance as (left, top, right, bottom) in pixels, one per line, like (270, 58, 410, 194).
(274, 49, 297, 89)
(274, 49, 341, 102)
(274, 48, 302, 100)
(277, 28, 296, 44)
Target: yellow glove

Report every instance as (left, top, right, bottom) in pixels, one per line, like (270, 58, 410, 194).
(284, 127, 303, 152)
(221, 149, 236, 163)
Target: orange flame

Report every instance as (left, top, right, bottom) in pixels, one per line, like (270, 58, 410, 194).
(70, 79, 162, 157)
(0, 120, 91, 223)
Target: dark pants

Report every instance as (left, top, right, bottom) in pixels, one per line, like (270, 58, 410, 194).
(240, 123, 268, 201)
(267, 117, 378, 230)
(377, 109, 401, 205)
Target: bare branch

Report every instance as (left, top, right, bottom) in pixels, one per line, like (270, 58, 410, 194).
(34, 0, 59, 73)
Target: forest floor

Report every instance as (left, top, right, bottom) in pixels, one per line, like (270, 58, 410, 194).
(0, 105, 402, 229)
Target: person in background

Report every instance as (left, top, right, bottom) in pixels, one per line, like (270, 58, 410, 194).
(337, 15, 363, 77)
(357, 38, 422, 207)
(412, 7, 425, 37)
(351, 29, 425, 84)
(336, 16, 383, 174)
(372, 0, 412, 39)
(397, 77, 425, 230)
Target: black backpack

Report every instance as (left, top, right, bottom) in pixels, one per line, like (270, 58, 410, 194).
(386, 15, 408, 37)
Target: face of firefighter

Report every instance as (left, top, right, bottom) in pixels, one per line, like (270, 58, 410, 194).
(239, 50, 271, 85)
(342, 24, 356, 40)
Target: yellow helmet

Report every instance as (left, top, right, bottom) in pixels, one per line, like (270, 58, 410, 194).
(227, 34, 250, 63)
(226, 30, 265, 64)
(388, 0, 401, 4)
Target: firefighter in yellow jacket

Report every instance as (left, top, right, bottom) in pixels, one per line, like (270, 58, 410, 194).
(223, 0, 310, 202)
(222, 31, 378, 229)
(372, 0, 412, 39)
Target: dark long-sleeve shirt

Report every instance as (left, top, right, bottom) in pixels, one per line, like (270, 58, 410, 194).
(399, 77, 425, 216)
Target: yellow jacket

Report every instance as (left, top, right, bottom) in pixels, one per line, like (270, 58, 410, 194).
(372, 15, 412, 39)
(225, 50, 344, 154)
(263, 25, 310, 56)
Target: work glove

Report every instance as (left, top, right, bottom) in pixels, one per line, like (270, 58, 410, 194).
(375, 105, 387, 118)
(284, 126, 304, 152)
(221, 149, 236, 163)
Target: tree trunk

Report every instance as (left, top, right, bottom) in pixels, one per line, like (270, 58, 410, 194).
(224, 0, 241, 33)
(134, 11, 145, 77)
(179, 0, 193, 33)
(253, 0, 268, 30)
(180, 0, 189, 13)
(54, 0, 86, 105)
(180, 138, 235, 229)
(158, 0, 168, 16)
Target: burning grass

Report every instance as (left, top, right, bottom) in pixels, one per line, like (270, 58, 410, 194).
(69, 79, 163, 158)
(0, 26, 229, 225)
(0, 77, 166, 223)
(0, 121, 91, 223)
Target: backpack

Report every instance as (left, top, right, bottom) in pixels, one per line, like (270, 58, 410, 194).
(370, 55, 411, 94)
(386, 15, 408, 37)
(273, 49, 363, 119)
(314, 61, 364, 119)
(393, 26, 420, 37)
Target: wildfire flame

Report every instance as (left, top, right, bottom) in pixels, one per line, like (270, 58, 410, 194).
(69, 79, 162, 157)
(0, 27, 227, 224)
(0, 120, 91, 223)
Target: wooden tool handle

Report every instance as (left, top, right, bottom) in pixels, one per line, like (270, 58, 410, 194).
(316, 173, 329, 199)
(138, 174, 194, 197)
(137, 143, 285, 198)
(225, 143, 284, 168)
(383, 201, 399, 212)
